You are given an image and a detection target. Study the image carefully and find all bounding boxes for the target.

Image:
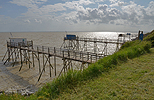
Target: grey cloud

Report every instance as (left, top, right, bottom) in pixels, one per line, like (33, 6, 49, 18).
(98, 4, 108, 10)
(74, 4, 121, 24)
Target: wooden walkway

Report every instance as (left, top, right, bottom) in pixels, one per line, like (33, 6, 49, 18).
(7, 42, 103, 64)
(3, 41, 105, 81)
(2, 34, 138, 82)
(65, 37, 124, 44)
(2, 36, 126, 81)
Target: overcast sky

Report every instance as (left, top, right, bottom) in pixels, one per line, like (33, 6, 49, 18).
(0, 0, 154, 32)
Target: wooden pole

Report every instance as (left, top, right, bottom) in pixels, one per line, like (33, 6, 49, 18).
(105, 43, 107, 56)
(87, 52, 89, 61)
(63, 50, 65, 73)
(2, 49, 8, 62)
(32, 41, 35, 67)
(12, 48, 17, 67)
(48, 47, 51, 77)
(81, 52, 84, 70)
(37, 46, 41, 73)
(10, 48, 14, 62)
(42, 46, 45, 72)
(91, 54, 92, 63)
(8, 42, 10, 62)
(75, 51, 76, 59)
(67, 50, 70, 70)
(80, 51, 82, 59)
(14, 48, 17, 62)
(58, 51, 64, 77)
(6, 42, 9, 61)
(25, 50, 27, 64)
(116, 38, 119, 52)
(87, 52, 90, 66)
(4, 48, 15, 65)
(19, 46, 23, 71)
(17, 48, 20, 59)
(54, 47, 56, 76)
(28, 44, 31, 69)
(76, 36, 79, 51)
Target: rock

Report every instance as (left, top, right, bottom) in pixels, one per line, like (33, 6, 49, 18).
(17, 88, 34, 96)
(5, 87, 18, 95)
(4, 85, 36, 96)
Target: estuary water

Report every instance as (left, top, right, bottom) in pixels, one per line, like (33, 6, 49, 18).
(0, 31, 136, 92)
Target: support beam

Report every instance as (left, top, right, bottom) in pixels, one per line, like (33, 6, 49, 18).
(4, 48, 16, 65)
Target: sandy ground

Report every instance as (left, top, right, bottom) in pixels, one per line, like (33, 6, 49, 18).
(0, 61, 58, 92)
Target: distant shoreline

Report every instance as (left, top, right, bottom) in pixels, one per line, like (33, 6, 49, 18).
(0, 31, 141, 33)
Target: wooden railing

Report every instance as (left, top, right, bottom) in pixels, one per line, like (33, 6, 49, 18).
(7, 42, 104, 63)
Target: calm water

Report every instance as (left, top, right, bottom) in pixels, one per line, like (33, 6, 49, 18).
(0, 31, 136, 91)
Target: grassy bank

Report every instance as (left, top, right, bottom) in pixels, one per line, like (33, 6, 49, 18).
(55, 48, 154, 99)
(0, 30, 154, 99)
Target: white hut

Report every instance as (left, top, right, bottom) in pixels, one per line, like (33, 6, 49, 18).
(9, 37, 27, 46)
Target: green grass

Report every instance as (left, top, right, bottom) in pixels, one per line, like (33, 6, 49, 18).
(55, 48, 154, 99)
(0, 93, 37, 100)
(144, 30, 154, 47)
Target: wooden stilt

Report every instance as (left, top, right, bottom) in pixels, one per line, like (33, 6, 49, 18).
(12, 48, 17, 67)
(32, 44, 35, 67)
(48, 47, 51, 77)
(37, 47, 41, 73)
(2, 50, 8, 62)
(19, 47, 23, 71)
(38, 55, 50, 81)
(10, 48, 14, 62)
(42, 46, 45, 72)
(25, 50, 28, 64)
(81, 52, 84, 70)
(58, 58, 65, 77)
(38, 66, 44, 82)
(4, 48, 16, 65)
(8, 45, 10, 62)
(14, 48, 17, 62)
(54, 47, 56, 76)
(28, 45, 31, 69)
(17, 49, 20, 59)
